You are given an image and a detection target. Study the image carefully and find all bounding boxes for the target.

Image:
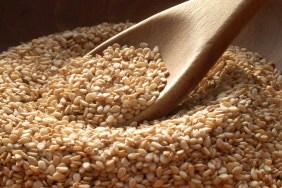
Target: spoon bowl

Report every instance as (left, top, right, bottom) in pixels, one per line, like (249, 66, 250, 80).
(87, 0, 269, 124)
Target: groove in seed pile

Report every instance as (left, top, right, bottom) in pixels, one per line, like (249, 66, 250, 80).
(0, 22, 282, 188)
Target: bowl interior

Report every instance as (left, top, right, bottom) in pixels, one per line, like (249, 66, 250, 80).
(0, 0, 281, 69)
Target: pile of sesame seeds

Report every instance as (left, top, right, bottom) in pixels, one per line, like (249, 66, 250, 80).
(0, 22, 281, 188)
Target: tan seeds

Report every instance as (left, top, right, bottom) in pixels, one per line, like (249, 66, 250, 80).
(0, 22, 281, 188)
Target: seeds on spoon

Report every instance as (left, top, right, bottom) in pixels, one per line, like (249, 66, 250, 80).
(38, 42, 169, 127)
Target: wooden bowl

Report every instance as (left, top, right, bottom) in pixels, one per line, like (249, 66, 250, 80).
(0, 0, 281, 69)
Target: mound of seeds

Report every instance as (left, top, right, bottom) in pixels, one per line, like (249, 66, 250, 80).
(37, 43, 168, 127)
(0, 22, 281, 188)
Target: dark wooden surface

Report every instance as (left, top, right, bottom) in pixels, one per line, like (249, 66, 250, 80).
(233, 0, 282, 70)
(0, 0, 184, 51)
(0, 0, 281, 69)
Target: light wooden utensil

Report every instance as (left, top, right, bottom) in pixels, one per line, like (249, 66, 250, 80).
(87, 0, 269, 124)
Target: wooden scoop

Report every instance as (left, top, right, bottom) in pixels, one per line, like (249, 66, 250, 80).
(87, 0, 268, 124)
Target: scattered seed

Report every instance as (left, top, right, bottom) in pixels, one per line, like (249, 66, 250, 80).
(73, 173, 81, 182)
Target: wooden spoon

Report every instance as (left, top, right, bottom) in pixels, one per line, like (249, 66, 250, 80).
(87, 0, 269, 124)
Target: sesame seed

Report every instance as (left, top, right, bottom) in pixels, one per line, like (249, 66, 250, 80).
(0, 22, 281, 188)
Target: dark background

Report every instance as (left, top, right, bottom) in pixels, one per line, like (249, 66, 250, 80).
(0, 0, 184, 51)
